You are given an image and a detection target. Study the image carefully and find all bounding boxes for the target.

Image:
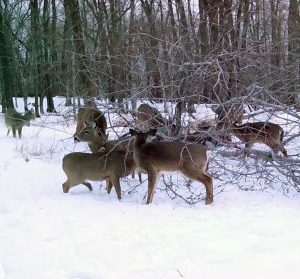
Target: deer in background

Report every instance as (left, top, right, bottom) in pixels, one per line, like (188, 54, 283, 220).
(73, 107, 107, 149)
(231, 122, 287, 157)
(62, 149, 136, 199)
(5, 108, 36, 138)
(214, 103, 244, 142)
(137, 103, 167, 129)
(137, 101, 183, 137)
(129, 128, 213, 205)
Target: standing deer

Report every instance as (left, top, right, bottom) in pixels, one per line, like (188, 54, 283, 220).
(73, 107, 107, 147)
(75, 121, 142, 183)
(62, 149, 136, 199)
(129, 128, 213, 205)
(5, 108, 36, 138)
(231, 122, 287, 156)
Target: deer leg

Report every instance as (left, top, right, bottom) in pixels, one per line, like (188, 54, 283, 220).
(138, 171, 142, 183)
(82, 182, 93, 191)
(18, 128, 22, 139)
(7, 128, 11, 136)
(200, 172, 214, 205)
(270, 143, 288, 157)
(273, 142, 288, 157)
(132, 171, 142, 183)
(181, 168, 213, 205)
(106, 179, 113, 194)
(110, 176, 122, 200)
(147, 171, 158, 204)
(244, 143, 252, 157)
(62, 181, 70, 193)
(12, 127, 16, 138)
(281, 146, 288, 157)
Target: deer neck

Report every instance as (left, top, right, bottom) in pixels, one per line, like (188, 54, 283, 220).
(23, 113, 32, 121)
(88, 141, 104, 153)
(133, 136, 147, 149)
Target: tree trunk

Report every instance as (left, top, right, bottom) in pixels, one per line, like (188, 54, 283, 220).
(140, 0, 162, 100)
(287, 0, 300, 103)
(0, 8, 14, 110)
(30, 0, 41, 117)
(64, 0, 96, 105)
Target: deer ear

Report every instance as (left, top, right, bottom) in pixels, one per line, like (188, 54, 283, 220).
(129, 129, 137, 136)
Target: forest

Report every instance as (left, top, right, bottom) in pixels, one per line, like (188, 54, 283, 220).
(0, 0, 299, 112)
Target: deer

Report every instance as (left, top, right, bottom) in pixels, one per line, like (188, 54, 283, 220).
(74, 121, 142, 183)
(231, 121, 287, 157)
(62, 149, 137, 199)
(137, 101, 183, 137)
(137, 103, 167, 129)
(214, 103, 244, 143)
(73, 107, 107, 148)
(5, 108, 36, 138)
(129, 128, 213, 205)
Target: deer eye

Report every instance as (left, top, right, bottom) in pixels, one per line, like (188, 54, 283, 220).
(84, 130, 89, 134)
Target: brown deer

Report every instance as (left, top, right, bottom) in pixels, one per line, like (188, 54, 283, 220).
(214, 103, 244, 142)
(137, 101, 183, 137)
(62, 149, 136, 199)
(75, 121, 142, 183)
(73, 107, 107, 147)
(129, 128, 213, 205)
(231, 122, 287, 157)
(137, 103, 167, 129)
(214, 104, 244, 125)
(5, 108, 36, 138)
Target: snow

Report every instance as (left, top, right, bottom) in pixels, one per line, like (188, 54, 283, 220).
(0, 97, 300, 279)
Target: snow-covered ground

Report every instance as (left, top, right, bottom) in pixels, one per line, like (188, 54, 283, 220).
(0, 97, 300, 279)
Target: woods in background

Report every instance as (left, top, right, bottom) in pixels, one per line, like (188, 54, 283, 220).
(0, 0, 299, 114)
